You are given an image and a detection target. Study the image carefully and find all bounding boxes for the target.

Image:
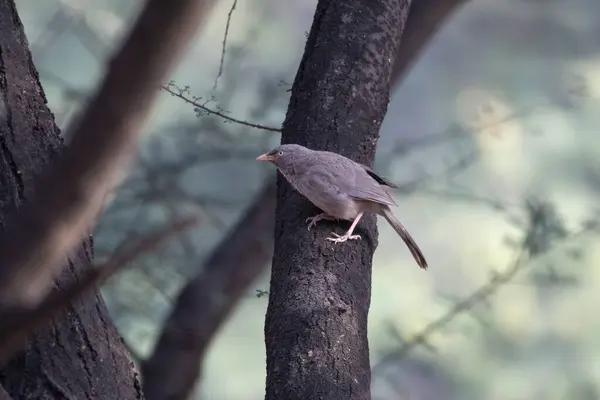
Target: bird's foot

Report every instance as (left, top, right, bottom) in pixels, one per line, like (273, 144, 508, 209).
(306, 213, 336, 231)
(326, 232, 361, 243)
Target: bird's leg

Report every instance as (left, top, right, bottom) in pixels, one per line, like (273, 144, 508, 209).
(326, 212, 363, 243)
(306, 212, 337, 231)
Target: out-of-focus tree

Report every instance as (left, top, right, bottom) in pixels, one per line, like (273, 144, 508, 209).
(6, 0, 600, 399)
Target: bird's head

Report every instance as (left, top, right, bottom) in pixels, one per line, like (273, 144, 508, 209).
(256, 144, 311, 172)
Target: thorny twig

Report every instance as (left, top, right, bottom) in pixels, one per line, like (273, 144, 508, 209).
(212, 0, 239, 92)
(163, 82, 282, 132)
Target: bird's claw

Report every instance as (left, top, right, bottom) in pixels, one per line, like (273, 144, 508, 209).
(306, 214, 335, 231)
(305, 216, 318, 231)
(326, 232, 361, 243)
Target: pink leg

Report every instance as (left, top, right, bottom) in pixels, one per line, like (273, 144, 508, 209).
(326, 212, 363, 243)
(306, 212, 337, 231)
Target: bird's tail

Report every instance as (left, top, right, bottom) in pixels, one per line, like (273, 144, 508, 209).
(381, 206, 428, 270)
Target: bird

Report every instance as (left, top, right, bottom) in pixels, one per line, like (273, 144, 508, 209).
(256, 143, 428, 269)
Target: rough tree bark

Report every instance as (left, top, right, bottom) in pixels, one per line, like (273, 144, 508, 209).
(264, 1, 411, 399)
(140, 0, 469, 397)
(0, 0, 142, 398)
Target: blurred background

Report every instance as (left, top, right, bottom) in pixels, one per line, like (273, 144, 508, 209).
(15, 0, 600, 399)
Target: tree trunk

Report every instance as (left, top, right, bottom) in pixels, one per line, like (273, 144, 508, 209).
(264, 1, 411, 399)
(0, 1, 143, 398)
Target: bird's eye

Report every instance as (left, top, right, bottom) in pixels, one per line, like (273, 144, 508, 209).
(278, 151, 283, 156)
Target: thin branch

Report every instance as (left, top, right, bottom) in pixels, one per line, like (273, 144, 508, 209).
(0, 217, 197, 368)
(417, 187, 513, 211)
(390, 103, 545, 156)
(390, 149, 478, 194)
(138, 0, 475, 396)
(371, 225, 593, 374)
(163, 82, 282, 132)
(0, 0, 216, 308)
(212, 0, 238, 92)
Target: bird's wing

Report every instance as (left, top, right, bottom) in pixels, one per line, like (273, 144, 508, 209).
(293, 166, 346, 211)
(302, 152, 398, 207)
(346, 185, 398, 206)
(358, 163, 398, 188)
(302, 169, 341, 195)
(343, 161, 398, 206)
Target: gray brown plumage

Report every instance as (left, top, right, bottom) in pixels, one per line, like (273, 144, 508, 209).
(256, 144, 428, 270)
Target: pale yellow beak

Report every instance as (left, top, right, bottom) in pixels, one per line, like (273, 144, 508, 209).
(256, 153, 275, 162)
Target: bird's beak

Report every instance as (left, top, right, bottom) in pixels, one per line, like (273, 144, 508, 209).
(256, 153, 275, 162)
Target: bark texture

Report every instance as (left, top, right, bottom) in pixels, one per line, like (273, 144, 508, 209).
(0, 0, 142, 398)
(264, 1, 411, 399)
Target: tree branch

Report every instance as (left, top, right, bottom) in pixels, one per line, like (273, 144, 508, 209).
(391, 0, 468, 86)
(372, 206, 595, 374)
(0, 217, 197, 368)
(212, 0, 238, 92)
(163, 82, 282, 132)
(264, 0, 411, 398)
(141, 182, 276, 400)
(0, 0, 216, 308)
(140, 0, 471, 396)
